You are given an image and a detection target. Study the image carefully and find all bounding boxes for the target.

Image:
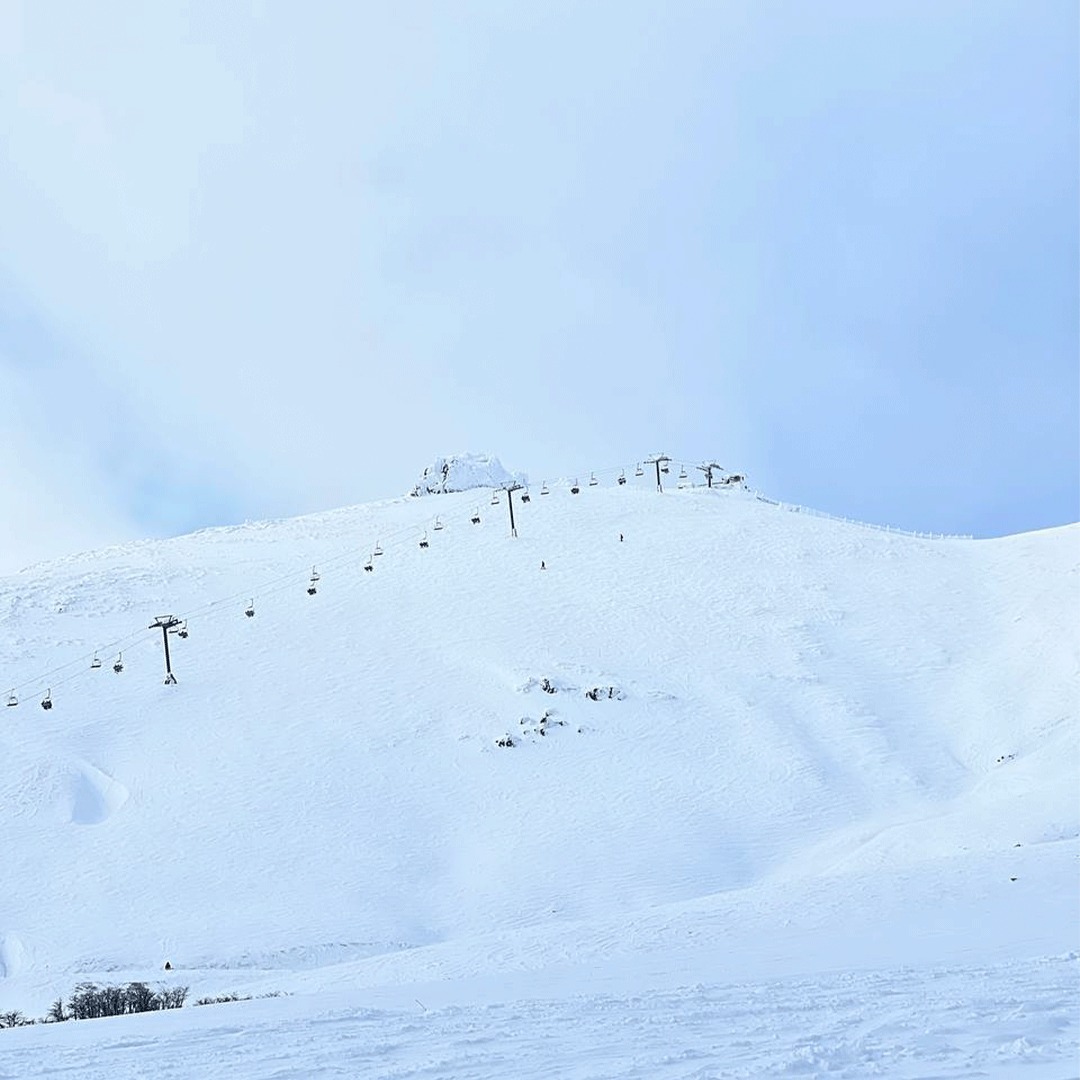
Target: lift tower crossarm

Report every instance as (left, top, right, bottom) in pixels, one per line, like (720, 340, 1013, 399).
(697, 462, 724, 488)
(645, 453, 670, 493)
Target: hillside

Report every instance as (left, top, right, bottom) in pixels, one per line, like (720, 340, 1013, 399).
(0, 467, 1076, 1076)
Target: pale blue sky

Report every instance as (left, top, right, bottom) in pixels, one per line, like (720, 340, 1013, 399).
(0, 0, 1076, 571)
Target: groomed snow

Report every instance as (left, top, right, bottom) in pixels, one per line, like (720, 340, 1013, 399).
(0, 471, 1076, 1076)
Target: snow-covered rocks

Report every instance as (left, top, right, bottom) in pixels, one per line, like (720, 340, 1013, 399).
(518, 673, 626, 700)
(411, 453, 527, 496)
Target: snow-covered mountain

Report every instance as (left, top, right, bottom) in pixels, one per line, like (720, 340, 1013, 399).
(0, 466, 1076, 1077)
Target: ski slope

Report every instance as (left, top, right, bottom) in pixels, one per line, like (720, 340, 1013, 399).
(0, 465, 1077, 1076)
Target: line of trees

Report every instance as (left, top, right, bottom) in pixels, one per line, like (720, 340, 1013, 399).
(0, 981, 188, 1028)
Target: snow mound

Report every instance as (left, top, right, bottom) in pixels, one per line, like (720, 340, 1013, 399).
(411, 453, 527, 496)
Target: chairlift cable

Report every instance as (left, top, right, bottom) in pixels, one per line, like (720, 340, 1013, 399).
(4, 624, 152, 697)
(5, 453, 695, 699)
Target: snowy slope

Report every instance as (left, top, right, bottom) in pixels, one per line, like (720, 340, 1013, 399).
(0, 470, 1076, 1075)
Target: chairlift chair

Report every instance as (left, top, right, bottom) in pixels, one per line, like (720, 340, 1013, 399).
(589, 473, 598, 487)
(471, 509, 481, 524)
(113, 653, 124, 674)
(678, 466, 688, 480)
(618, 470, 626, 485)
(433, 516, 444, 531)
(540, 482, 549, 495)
(419, 532, 429, 549)
(91, 654, 102, 670)
(245, 600, 255, 618)
(178, 620, 189, 639)
(374, 542, 383, 556)
(570, 480, 580, 494)
(6, 691, 16, 707)
(41, 690, 52, 711)
(308, 566, 319, 595)
(520, 489, 530, 503)
(490, 492, 500, 506)
(661, 463, 670, 474)
(364, 557, 373, 572)
(634, 463, 644, 477)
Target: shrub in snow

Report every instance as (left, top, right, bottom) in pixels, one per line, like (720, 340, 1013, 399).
(194, 992, 244, 1006)
(0, 1011, 30, 1028)
(194, 990, 284, 1007)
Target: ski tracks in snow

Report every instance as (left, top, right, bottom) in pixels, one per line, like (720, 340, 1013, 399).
(1, 954, 1076, 1079)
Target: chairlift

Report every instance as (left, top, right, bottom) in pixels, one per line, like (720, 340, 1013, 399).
(570, 480, 580, 495)
(471, 509, 481, 525)
(490, 491, 500, 506)
(419, 532, 429, 549)
(245, 600, 255, 618)
(41, 690, 52, 711)
(373, 542, 383, 556)
(6, 690, 16, 707)
(589, 473, 598, 487)
(678, 466, 688, 480)
(308, 567, 319, 595)
(520, 488, 530, 503)
(634, 463, 644, 477)
(661, 463, 670, 474)
(433, 516, 444, 531)
(310, 566, 320, 581)
(113, 653, 124, 674)
(540, 482, 549, 496)
(177, 620, 189, 639)
(364, 556, 374, 572)
(617, 470, 626, 485)
(91, 653, 102, 670)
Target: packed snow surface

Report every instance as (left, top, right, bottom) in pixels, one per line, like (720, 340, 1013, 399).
(0, 474, 1076, 1077)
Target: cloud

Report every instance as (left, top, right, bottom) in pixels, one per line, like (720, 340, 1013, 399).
(0, 386, 132, 575)
(0, 0, 1075, 550)
(0, 278, 263, 573)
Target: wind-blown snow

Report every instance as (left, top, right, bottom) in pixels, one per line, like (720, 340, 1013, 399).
(0, 472, 1076, 1076)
